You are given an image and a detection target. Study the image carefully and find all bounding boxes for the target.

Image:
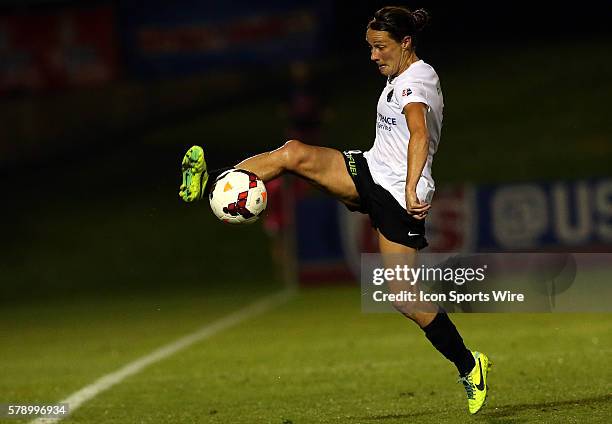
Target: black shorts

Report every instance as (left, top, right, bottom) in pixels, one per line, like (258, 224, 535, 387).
(342, 150, 428, 250)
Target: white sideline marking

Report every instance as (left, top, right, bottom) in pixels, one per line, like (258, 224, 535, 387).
(30, 289, 296, 424)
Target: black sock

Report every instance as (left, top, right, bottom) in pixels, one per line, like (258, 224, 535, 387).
(204, 167, 233, 196)
(423, 312, 475, 376)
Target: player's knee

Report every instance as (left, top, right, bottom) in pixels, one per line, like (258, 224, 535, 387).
(391, 300, 420, 320)
(280, 139, 310, 172)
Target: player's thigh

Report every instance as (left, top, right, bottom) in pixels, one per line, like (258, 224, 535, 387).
(378, 231, 418, 256)
(291, 142, 359, 205)
(378, 231, 438, 321)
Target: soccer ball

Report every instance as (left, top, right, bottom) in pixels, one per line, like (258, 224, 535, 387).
(208, 169, 267, 224)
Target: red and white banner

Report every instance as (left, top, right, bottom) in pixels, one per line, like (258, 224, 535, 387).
(0, 6, 118, 93)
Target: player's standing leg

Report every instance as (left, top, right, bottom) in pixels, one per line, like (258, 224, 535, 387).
(378, 232, 491, 414)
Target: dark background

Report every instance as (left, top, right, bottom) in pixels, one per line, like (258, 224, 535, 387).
(1, 1, 610, 301)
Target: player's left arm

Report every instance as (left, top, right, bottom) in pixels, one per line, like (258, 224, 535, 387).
(404, 102, 430, 220)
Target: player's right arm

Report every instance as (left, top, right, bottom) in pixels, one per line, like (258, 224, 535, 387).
(404, 102, 430, 220)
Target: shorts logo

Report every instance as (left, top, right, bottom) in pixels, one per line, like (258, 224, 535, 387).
(402, 88, 412, 96)
(343, 151, 359, 176)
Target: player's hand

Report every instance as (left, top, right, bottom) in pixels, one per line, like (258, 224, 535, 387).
(406, 191, 430, 220)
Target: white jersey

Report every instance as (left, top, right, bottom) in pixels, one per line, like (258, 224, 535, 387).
(363, 60, 443, 209)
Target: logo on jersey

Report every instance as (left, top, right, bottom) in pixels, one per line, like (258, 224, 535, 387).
(386, 89, 394, 102)
(402, 88, 412, 96)
(376, 112, 397, 132)
(377, 112, 396, 125)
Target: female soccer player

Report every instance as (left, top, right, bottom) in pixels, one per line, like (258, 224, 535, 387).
(179, 6, 490, 414)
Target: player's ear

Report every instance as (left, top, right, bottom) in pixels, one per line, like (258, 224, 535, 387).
(402, 36, 412, 50)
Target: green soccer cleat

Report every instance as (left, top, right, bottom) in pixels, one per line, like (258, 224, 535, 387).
(179, 145, 208, 202)
(458, 351, 491, 414)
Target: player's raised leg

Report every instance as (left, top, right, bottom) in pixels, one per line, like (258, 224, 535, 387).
(236, 140, 359, 207)
(378, 232, 490, 414)
(241, 140, 359, 205)
(179, 140, 360, 207)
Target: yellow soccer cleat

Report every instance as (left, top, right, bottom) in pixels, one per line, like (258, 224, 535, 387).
(179, 145, 208, 202)
(458, 351, 491, 414)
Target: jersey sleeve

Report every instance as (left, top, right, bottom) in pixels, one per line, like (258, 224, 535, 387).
(395, 80, 429, 111)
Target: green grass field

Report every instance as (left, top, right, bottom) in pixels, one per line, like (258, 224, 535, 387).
(2, 286, 611, 423)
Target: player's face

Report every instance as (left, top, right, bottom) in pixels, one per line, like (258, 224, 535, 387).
(366, 29, 404, 77)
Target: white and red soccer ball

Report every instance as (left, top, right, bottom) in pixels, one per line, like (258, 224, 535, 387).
(208, 169, 267, 224)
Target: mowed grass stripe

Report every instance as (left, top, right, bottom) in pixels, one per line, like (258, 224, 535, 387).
(27, 289, 295, 424)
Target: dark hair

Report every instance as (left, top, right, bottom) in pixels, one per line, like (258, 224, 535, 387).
(368, 6, 430, 46)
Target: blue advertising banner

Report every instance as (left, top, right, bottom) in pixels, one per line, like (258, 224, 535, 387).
(119, 1, 327, 77)
(475, 179, 612, 251)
